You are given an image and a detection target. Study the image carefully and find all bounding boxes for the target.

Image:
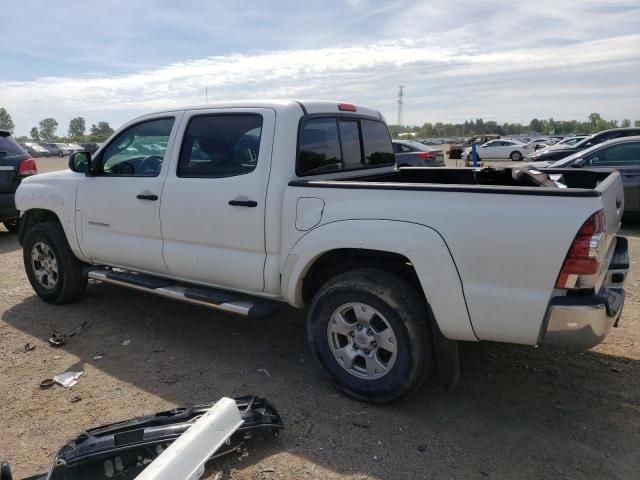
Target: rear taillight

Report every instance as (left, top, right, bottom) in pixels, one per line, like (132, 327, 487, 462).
(18, 158, 38, 176)
(555, 210, 606, 289)
(338, 103, 357, 112)
(416, 152, 438, 160)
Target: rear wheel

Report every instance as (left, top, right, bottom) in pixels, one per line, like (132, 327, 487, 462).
(307, 269, 433, 403)
(510, 151, 523, 161)
(2, 219, 19, 234)
(23, 221, 87, 304)
(58, 151, 64, 157)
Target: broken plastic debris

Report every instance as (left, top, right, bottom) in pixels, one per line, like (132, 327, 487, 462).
(54, 371, 84, 388)
(122, 339, 131, 346)
(256, 368, 271, 377)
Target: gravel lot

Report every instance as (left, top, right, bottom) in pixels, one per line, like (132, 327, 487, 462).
(1, 157, 639, 479)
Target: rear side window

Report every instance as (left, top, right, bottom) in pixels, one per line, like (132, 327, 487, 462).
(0, 134, 27, 157)
(298, 117, 393, 175)
(178, 114, 263, 178)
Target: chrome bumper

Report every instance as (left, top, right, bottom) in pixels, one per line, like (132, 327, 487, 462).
(543, 236, 628, 350)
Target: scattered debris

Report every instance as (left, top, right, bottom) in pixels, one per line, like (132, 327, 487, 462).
(260, 467, 275, 473)
(351, 422, 370, 429)
(9, 396, 282, 480)
(609, 366, 621, 373)
(122, 339, 131, 346)
(49, 320, 93, 347)
(54, 371, 84, 388)
(70, 396, 82, 403)
(256, 368, 271, 377)
(13, 342, 36, 354)
(417, 445, 427, 453)
(39, 378, 55, 390)
(93, 354, 105, 360)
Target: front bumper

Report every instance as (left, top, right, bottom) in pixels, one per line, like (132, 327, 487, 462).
(0, 192, 19, 221)
(543, 236, 629, 350)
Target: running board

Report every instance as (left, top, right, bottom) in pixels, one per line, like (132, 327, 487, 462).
(86, 268, 282, 318)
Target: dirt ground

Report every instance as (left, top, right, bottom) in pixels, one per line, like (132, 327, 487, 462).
(1, 157, 639, 479)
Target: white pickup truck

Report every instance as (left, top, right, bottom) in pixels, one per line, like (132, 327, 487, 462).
(15, 100, 629, 403)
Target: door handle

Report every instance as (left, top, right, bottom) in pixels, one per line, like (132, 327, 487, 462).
(136, 193, 158, 201)
(228, 199, 258, 207)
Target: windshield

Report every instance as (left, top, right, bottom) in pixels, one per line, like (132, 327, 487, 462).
(549, 141, 609, 167)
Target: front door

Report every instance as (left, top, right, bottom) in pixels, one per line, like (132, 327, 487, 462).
(160, 109, 275, 292)
(76, 115, 180, 273)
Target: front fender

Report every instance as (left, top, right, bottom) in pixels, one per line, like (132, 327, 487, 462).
(15, 175, 86, 261)
(282, 220, 477, 341)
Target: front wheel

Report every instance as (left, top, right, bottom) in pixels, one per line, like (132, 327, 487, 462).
(23, 221, 87, 304)
(510, 151, 523, 161)
(2, 219, 19, 234)
(307, 269, 433, 403)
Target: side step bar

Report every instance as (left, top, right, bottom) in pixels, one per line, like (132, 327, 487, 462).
(86, 268, 282, 318)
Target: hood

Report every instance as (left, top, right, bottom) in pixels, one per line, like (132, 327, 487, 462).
(21, 168, 78, 183)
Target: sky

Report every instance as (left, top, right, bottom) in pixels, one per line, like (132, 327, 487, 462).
(1, 0, 639, 136)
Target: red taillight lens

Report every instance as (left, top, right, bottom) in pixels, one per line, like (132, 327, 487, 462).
(416, 152, 438, 160)
(18, 158, 38, 176)
(338, 103, 357, 112)
(555, 210, 606, 289)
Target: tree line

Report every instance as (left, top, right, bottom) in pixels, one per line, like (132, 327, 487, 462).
(390, 113, 640, 139)
(0, 107, 114, 143)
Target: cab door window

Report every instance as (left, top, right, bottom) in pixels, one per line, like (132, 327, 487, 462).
(100, 118, 174, 176)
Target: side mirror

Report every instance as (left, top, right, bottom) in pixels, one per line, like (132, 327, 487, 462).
(572, 158, 585, 168)
(69, 151, 91, 173)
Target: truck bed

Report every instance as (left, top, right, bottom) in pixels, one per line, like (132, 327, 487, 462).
(289, 167, 615, 197)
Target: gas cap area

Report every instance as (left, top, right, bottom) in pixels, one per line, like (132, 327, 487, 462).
(295, 197, 325, 231)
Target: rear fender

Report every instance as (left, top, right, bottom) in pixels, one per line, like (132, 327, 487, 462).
(282, 220, 476, 341)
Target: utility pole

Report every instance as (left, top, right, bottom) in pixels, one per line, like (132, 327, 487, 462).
(397, 85, 405, 126)
(205, 85, 209, 103)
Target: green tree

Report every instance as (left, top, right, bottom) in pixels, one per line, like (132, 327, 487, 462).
(68, 116, 86, 141)
(588, 112, 602, 127)
(635, 120, 640, 128)
(89, 121, 114, 141)
(621, 119, 631, 128)
(30, 127, 40, 141)
(39, 118, 59, 141)
(0, 107, 15, 133)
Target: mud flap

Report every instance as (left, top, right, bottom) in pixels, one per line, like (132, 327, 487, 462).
(431, 320, 460, 391)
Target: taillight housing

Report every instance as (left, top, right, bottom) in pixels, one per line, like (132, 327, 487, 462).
(338, 103, 357, 112)
(18, 158, 38, 177)
(555, 210, 606, 289)
(416, 152, 438, 160)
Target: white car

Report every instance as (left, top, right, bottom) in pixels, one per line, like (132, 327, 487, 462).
(464, 139, 534, 161)
(15, 100, 628, 403)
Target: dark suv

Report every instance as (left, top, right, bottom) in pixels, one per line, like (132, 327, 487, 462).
(528, 127, 640, 162)
(0, 130, 37, 233)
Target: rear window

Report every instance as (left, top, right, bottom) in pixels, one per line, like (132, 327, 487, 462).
(0, 134, 27, 157)
(297, 117, 394, 175)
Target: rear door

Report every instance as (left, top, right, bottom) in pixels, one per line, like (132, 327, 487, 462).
(584, 141, 640, 214)
(0, 133, 29, 194)
(160, 109, 275, 292)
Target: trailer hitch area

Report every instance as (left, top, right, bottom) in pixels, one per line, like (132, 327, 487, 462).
(6, 396, 283, 480)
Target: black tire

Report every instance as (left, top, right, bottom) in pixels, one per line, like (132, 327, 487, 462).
(23, 221, 87, 304)
(307, 268, 433, 403)
(510, 151, 523, 161)
(2, 219, 19, 234)
(58, 151, 64, 157)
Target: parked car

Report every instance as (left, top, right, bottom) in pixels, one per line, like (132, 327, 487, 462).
(527, 128, 640, 162)
(463, 138, 533, 161)
(15, 100, 628, 403)
(80, 142, 102, 154)
(20, 142, 50, 157)
(392, 140, 445, 167)
(66, 143, 85, 153)
(541, 137, 640, 215)
(40, 143, 70, 156)
(0, 130, 37, 233)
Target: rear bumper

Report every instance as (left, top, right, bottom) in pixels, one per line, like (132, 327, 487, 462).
(0, 192, 18, 221)
(543, 236, 628, 350)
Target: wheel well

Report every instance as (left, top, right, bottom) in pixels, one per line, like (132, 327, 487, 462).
(18, 209, 61, 245)
(301, 248, 422, 304)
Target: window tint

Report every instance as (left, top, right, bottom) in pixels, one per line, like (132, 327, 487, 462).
(339, 120, 362, 169)
(178, 114, 263, 178)
(361, 120, 394, 165)
(298, 118, 342, 174)
(586, 143, 640, 167)
(101, 118, 174, 176)
(298, 117, 393, 175)
(0, 134, 27, 157)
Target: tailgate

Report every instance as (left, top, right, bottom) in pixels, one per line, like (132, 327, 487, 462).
(596, 170, 625, 247)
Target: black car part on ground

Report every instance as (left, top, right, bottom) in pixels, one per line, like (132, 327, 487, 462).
(4, 396, 283, 480)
